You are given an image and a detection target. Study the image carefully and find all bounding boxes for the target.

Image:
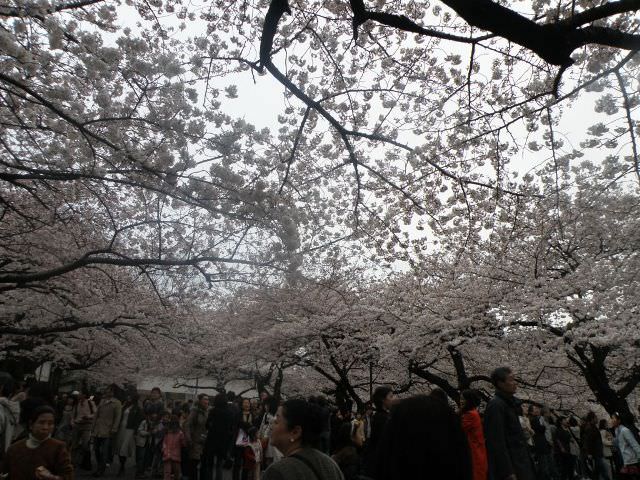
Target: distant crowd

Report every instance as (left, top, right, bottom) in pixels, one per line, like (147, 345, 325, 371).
(1, 367, 640, 480)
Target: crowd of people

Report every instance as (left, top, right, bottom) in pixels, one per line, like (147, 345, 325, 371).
(1, 368, 639, 480)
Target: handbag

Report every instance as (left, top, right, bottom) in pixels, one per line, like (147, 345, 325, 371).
(235, 429, 249, 447)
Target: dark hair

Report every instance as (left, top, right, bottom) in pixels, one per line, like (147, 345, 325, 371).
(266, 396, 279, 415)
(226, 391, 236, 401)
(197, 393, 208, 402)
(490, 367, 512, 387)
(213, 393, 227, 409)
(0, 372, 14, 398)
(280, 398, 325, 448)
(29, 405, 56, 424)
(598, 419, 608, 430)
(460, 390, 481, 412)
(569, 417, 578, 427)
(333, 422, 355, 452)
(611, 411, 635, 428)
(247, 426, 258, 441)
(585, 411, 597, 423)
(151, 387, 162, 395)
(429, 388, 449, 405)
(374, 395, 472, 480)
(372, 386, 393, 410)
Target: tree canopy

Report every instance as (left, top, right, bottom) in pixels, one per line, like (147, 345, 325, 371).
(1, 0, 639, 414)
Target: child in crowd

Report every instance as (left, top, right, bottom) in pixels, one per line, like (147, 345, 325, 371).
(162, 415, 186, 480)
(243, 427, 263, 480)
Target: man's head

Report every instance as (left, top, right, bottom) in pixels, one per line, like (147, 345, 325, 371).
(372, 386, 394, 411)
(491, 367, 517, 395)
(585, 411, 597, 425)
(150, 387, 162, 401)
(198, 393, 209, 409)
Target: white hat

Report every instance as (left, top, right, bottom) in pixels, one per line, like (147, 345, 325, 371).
(71, 390, 80, 396)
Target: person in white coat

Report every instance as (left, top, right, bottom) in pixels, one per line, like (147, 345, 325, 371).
(611, 413, 640, 478)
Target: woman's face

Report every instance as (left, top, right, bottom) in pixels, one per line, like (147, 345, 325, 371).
(242, 399, 251, 411)
(269, 406, 290, 451)
(31, 413, 55, 440)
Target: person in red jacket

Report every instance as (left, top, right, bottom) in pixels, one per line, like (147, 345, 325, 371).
(460, 389, 488, 480)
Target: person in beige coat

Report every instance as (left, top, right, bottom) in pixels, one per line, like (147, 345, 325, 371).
(92, 385, 122, 477)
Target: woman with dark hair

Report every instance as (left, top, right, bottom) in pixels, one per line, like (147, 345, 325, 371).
(1, 405, 74, 479)
(460, 390, 487, 480)
(375, 394, 472, 480)
(263, 398, 344, 480)
(203, 393, 235, 480)
(115, 392, 144, 476)
(260, 396, 282, 468)
(611, 412, 640, 479)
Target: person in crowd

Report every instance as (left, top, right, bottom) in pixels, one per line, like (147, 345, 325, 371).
(163, 414, 186, 480)
(484, 366, 536, 480)
(232, 397, 256, 480)
(584, 411, 611, 480)
(599, 419, 615, 480)
(135, 412, 153, 479)
(259, 396, 282, 469)
(92, 384, 123, 477)
(568, 417, 584, 478)
(243, 427, 262, 480)
(18, 382, 55, 442)
(251, 400, 263, 422)
(555, 416, 575, 480)
(145, 388, 165, 416)
(460, 389, 488, 480)
(519, 404, 535, 449)
(374, 394, 472, 480)
(531, 405, 554, 480)
(70, 390, 96, 471)
(363, 386, 393, 477)
(184, 393, 209, 480)
(0, 405, 73, 480)
(314, 397, 331, 455)
(115, 392, 144, 476)
(611, 413, 640, 479)
(361, 402, 373, 443)
(331, 421, 364, 480)
(262, 398, 344, 480)
(149, 410, 168, 478)
(203, 393, 236, 480)
(55, 396, 74, 446)
(0, 372, 20, 458)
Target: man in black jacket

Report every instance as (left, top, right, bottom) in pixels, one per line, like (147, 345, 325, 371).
(485, 367, 536, 480)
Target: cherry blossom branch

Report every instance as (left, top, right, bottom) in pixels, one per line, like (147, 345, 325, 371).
(0, 251, 282, 287)
(347, 0, 494, 44)
(614, 70, 640, 186)
(0, 0, 105, 17)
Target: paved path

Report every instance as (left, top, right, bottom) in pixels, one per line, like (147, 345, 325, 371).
(76, 464, 233, 480)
